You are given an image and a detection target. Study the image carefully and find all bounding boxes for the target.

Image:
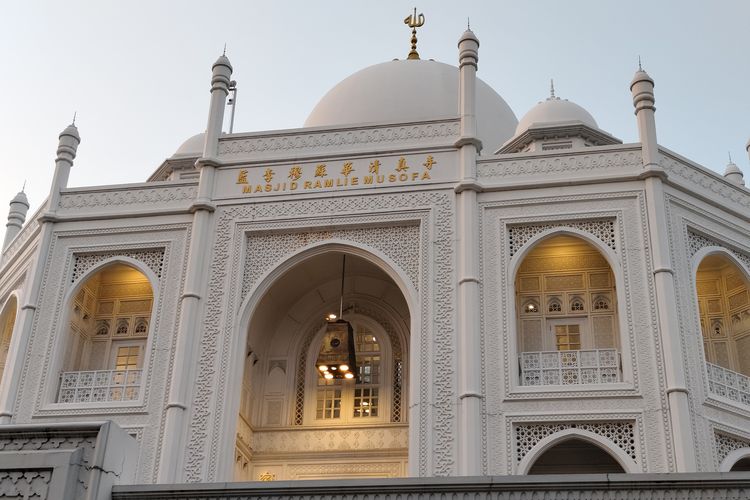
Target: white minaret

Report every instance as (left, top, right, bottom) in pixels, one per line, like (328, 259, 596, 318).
(0, 122, 80, 424)
(158, 53, 232, 483)
(48, 123, 81, 212)
(724, 155, 745, 187)
(630, 66, 697, 472)
(2, 190, 29, 251)
(455, 26, 483, 476)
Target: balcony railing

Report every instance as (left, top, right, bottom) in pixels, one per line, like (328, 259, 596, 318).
(58, 369, 142, 403)
(520, 349, 620, 386)
(707, 362, 750, 406)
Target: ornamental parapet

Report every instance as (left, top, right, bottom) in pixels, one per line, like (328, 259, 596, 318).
(56, 182, 198, 217)
(217, 119, 461, 162)
(476, 145, 643, 186)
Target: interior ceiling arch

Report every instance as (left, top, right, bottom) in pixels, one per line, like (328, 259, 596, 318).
(247, 251, 410, 356)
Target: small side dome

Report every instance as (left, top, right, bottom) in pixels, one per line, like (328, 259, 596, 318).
(172, 132, 205, 158)
(515, 96, 598, 136)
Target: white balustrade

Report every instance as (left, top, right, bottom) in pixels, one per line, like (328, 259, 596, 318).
(58, 369, 142, 403)
(520, 349, 620, 386)
(706, 362, 750, 406)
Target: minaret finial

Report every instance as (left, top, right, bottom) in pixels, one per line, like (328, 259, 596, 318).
(550, 78, 556, 98)
(467, 17, 470, 30)
(72, 111, 76, 126)
(403, 8, 425, 60)
(21, 180, 26, 192)
(223, 43, 226, 56)
(638, 55, 642, 71)
(728, 151, 733, 163)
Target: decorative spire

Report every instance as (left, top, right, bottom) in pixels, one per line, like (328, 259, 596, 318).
(72, 111, 76, 126)
(223, 43, 227, 56)
(728, 151, 732, 163)
(550, 79, 556, 98)
(467, 17, 470, 30)
(638, 55, 642, 71)
(403, 8, 425, 60)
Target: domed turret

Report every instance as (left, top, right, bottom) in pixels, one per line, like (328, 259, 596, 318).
(304, 59, 518, 153)
(3, 189, 29, 251)
(172, 132, 206, 158)
(724, 155, 745, 187)
(499, 81, 620, 154)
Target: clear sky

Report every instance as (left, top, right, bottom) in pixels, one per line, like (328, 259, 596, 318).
(1, 0, 748, 245)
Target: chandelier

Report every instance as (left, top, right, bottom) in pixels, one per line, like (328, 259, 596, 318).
(316, 255, 357, 380)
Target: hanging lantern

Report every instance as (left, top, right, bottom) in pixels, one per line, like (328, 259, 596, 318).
(316, 319, 357, 380)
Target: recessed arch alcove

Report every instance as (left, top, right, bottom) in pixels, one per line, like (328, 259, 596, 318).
(0, 294, 19, 384)
(512, 232, 623, 387)
(56, 260, 155, 404)
(694, 251, 750, 379)
(527, 438, 626, 474)
(232, 246, 412, 481)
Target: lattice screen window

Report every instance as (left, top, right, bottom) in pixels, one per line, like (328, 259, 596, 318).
(515, 421, 637, 463)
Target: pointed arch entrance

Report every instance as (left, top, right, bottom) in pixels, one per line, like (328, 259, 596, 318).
(233, 246, 412, 481)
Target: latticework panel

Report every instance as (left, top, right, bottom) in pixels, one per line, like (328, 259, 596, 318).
(508, 220, 616, 257)
(71, 248, 165, 283)
(688, 231, 750, 270)
(715, 432, 750, 463)
(515, 421, 636, 462)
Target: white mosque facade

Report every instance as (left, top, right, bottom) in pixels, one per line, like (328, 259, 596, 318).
(0, 23, 749, 498)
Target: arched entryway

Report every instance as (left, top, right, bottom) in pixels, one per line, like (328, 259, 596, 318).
(234, 249, 411, 481)
(528, 438, 626, 474)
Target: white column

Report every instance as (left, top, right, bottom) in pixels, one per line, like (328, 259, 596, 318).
(631, 69, 697, 472)
(455, 28, 483, 476)
(0, 124, 79, 424)
(157, 54, 232, 482)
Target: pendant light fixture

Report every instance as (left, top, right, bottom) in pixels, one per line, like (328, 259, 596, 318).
(316, 255, 357, 381)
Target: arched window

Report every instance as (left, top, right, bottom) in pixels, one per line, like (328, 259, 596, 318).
(696, 253, 750, 404)
(516, 234, 621, 386)
(0, 295, 18, 384)
(58, 263, 153, 404)
(309, 320, 391, 424)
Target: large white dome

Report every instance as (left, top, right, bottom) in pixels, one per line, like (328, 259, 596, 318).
(305, 59, 518, 153)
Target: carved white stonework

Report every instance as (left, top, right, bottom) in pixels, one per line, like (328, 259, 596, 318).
(481, 192, 669, 475)
(242, 225, 420, 300)
(71, 248, 165, 283)
(252, 426, 408, 454)
(687, 231, 750, 271)
(218, 120, 460, 160)
(58, 183, 197, 211)
(508, 219, 616, 256)
(477, 148, 642, 179)
(515, 421, 637, 462)
(186, 191, 455, 482)
(715, 432, 750, 464)
(660, 150, 750, 212)
(12, 225, 190, 484)
(0, 470, 51, 498)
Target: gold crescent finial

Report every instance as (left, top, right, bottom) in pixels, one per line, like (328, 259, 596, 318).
(403, 8, 425, 60)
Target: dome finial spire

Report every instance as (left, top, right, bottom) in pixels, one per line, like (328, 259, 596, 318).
(550, 79, 556, 99)
(638, 55, 643, 71)
(404, 8, 425, 60)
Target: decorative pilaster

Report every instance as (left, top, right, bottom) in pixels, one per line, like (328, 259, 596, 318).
(631, 67, 696, 471)
(2, 191, 29, 251)
(0, 123, 79, 423)
(455, 28, 483, 476)
(158, 54, 232, 482)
